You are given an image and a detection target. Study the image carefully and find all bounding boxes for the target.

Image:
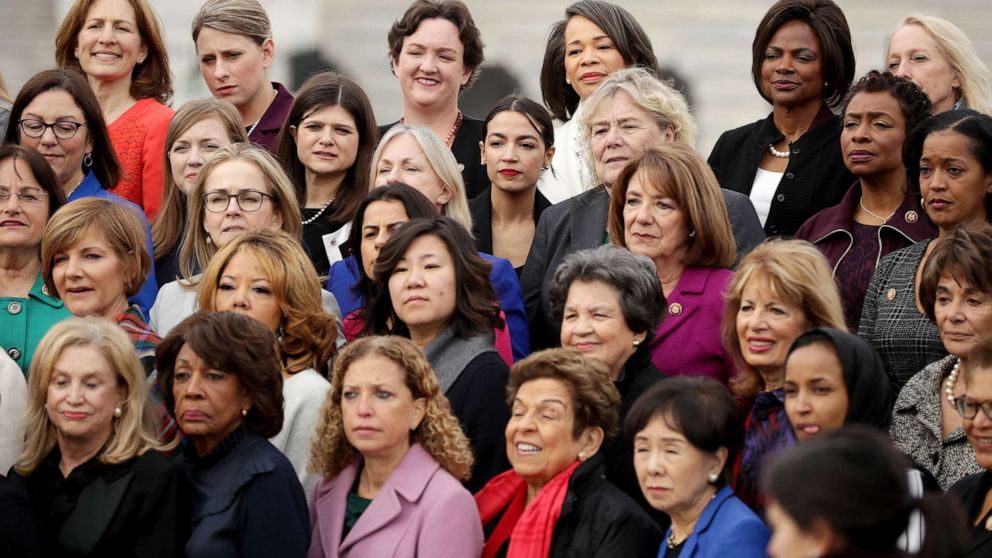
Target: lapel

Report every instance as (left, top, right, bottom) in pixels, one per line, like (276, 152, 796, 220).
(654, 267, 709, 342)
(469, 187, 495, 254)
(56, 470, 135, 555)
(316, 462, 358, 558)
(569, 187, 610, 252)
(679, 486, 733, 556)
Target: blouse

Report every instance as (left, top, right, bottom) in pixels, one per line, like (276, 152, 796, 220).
(106, 98, 174, 220)
(734, 387, 796, 514)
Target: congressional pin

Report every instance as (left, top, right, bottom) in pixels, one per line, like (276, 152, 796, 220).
(886, 288, 896, 301)
(905, 211, 918, 223)
(669, 303, 683, 316)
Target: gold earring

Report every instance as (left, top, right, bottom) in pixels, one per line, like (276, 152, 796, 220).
(577, 451, 588, 462)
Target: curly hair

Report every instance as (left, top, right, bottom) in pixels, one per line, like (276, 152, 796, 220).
(309, 335, 473, 480)
(387, 0, 485, 91)
(919, 221, 992, 324)
(842, 70, 933, 149)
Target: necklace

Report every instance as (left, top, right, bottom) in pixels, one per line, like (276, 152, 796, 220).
(667, 529, 690, 549)
(401, 110, 463, 148)
(301, 197, 335, 225)
(859, 196, 897, 223)
(945, 357, 961, 404)
(768, 142, 791, 158)
(245, 87, 278, 140)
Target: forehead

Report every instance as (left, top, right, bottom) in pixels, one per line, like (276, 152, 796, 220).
(23, 89, 85, 118)
(514, 377, 573, 405)
(487, 110, 543, 137)
(844, 91, 903, 117)
(302, 104, 357, 125)
(84, 0, 138, 22)
(565, 15, 610, 43)
(889, 24, 942, 54)
(342, 353, 407, 385)
(196, 27, 258, 53)
(592, 92, 650, 122)
(0, 157, 37, 183)
(403, 233, 451, 258)
(740, 273, 796, 305)
(767, 19, 821, 51)
(381, 134, 428, 160)
(627, 169, 674, 198)
(53, 344, 114, 378)
(364, 199, 409, 225)
(205, 159, 269, 191)
(565, 279, 622, 307)
(404, 17, 463, 51)
(223, 249, 270, 276)
(922, 131, 976, 159)
(785, 342, 843, 379)
(177, 117, 230, 142)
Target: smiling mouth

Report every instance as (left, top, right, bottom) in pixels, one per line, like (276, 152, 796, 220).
(515, 442, 541, 455)
(92, 52, 122, 61)
(415, 77, 440, 87)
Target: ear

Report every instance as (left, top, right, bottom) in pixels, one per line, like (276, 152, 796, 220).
(578, 425, 605, 457)
(259, 38, 275, 69)
(138, 42, 148, 65)
(807, 517, 839, 555)
(633, 331, 648, 346)
(479, 140, 485, 160)
(289, 125, 298, 142)
(410, 397, 427, 430)
(239, 388, 253, 415)
(390, 56, 398, 78)
(662, 125, 675, 143)
(271, 208, 284, 230)
(952, 74, 962, 89)
(436, 185, 452, 206)
(544, 146, 556, 167)
(711, 446, 729, 476)
(461, 67, 474, 88)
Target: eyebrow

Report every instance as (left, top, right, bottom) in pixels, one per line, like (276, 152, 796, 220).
(405, 42, 458, 55)
(567, 34, 611, 46)
(845, 111, 894, 119)
(487, 131, 540, 142)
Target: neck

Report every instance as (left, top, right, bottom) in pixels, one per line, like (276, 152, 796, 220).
(760, 366, 785, 391)
(358, 443, 410, 499)
(859, 172, 906, 207)
(409, 323, 444, 349)
(99, 297, 130, 321)
(58, 431, 110, 477)
(243, 83, 276, 126)
(0, 249, 41, 296)
(490, 186, 535, 224)
(669, 486, 718, 541)
(63, 168, 87, 197)
(772, 101, 822, 143)
(655, 258, 685, 297)
(304, 169, 345, 207)
(402, 103, 458, 140)
(89, 76, 136, 124)
(525, 481, 545, 505)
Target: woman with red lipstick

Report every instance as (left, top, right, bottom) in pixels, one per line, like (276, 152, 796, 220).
(859, 109, 992, 390)
(708, 0, 855, 237)
(796, 71, 936, 333)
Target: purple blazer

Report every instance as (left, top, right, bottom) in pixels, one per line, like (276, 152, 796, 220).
(649, 266, 736, 385)
(307, 443, 483, 558)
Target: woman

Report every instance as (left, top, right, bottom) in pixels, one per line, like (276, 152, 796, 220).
(157, 310, 309, 557)
(384, 0, 487, 198)
(366, 216, 510, 490)
(708, 0, 856, 237)
(198, 229, 334, 493)
(476, 349, 661, 557)
(275, 71, 377, 274)
(192, 0, 293, 152)
(721, 239, 846, 513)
(153, 98, 248, 286)
(307, 336, 482, 557)
(0, 145, 69, 373)
(765, 427, 965, 558)
(887, 13, 992, 115)
(627, 377, 768, 557)
(11, 317, 189, 557)
(890, 223, 992, 490)
(859, 109, 992, 389)
(537, 0, 659, 204)
(471, 95, 553, 274)
(609, 144, 738, 383)
(796, 70, 936, 332)
(55, 0, 175, 219)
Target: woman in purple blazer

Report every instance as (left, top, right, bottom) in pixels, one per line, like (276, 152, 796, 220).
(307, 335, 483, 558)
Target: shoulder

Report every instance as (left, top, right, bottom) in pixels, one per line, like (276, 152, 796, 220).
(136, 98, 175, 122)
(465, 351, 510, 374)
(895, 355, 952, 409)
(950, 471, 988, 501)
(712, 118, 768, 150)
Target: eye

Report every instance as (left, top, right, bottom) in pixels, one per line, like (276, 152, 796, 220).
(634, 446, 649, 454)
(53, 377, 69, 387)
(919, 164, 932, 176)
(487, 139, 504, 148)
(304, 123, 322, 132)
(200, 55, 215, 65)
(84, 252, 102, 261)
(375, 390, 393, 399)
(764, 51, 779, 61)
(739, 303, 754, 313)
(591, 126, 608, 138)
(520, 142, 537, 150)
(342, 390, 357, 400)
(403, 166, 421, 173)
(887, 61, 899, 71)
(406, 49, 423, 57)
(566, 48, 580, 57)
(440, 54, 455, 62)
(251, 285, 272, 295)
(335, 127, 353, 135)
(171, 144, 189, 154)
(913, 54, 929, 62)
(203, 143, 220, 151)
(173, 370, 190, 382)
(783, 385, 797, 396)
(814, 385, 833, 395)
(377, 166, 391, 175)
(936, 295, 951, 305)
(842, 120, 857, 129)
(206, 372, 225, 381)
(948, 166, 964, 176)
(625, 196, 639, 207)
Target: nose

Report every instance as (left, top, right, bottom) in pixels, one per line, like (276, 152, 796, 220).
(572, 313, 594, 336)
(634, 200, 654, 223)
(373, 230, 389, 250)
(604, 123, 623, 147)
(644, 449, 667, 476)
(319, 127, 335, 146)
(98, 24, 116, 44)
(187, 146, 205, 168)
(946, 298, 967, 323)
(385, 168, 401, 185)
(224, 195, 242, 215)
(851, 120, 870, 143)
(419, 52, 439, 73)
(973, 405, 992, 429)
(892, 62, 911, 79)
(404, 266, 426, 288)
(925, 168, 948, 192)
(0, 192, 22, 212)
(502, 145, 519, 162)
(231, 286, 251, 309)
(183, 372, 205, 398)
(356, 393, 374, 416)
(579, 45, 597, 66)
(792, 389, 811, 415)
(64, 254, 83, 279)
(213, 59, 228, 80)
(66, 381, 85, 404)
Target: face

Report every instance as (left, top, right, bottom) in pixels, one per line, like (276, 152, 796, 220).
(202, 160, 284, 248)
(172, 343, 252, 456)
(46, 345, 125, 448)
(766, 501, 830, 558)
(933, 274, 992, 359)
(589, 92, 672, 188)
(387, 234, 457, 344)
(962, 367, 992, 469)
(784, 343, 849, 442)
(481, 111, 553, 195)
(841, 91, 908, 178)
(74, 0, 147, 85)
(169, 118, 234, 196)
(563, 16, 627, 101)
(760, 20, 825, 109)
(392, 18, 472, 111)
(374, 134, 450, 209)
(887, 24, 960, 113)
(360, 200, 410, 278)
(19, 89, 92, 188)
(52, 226, 131, 320)
(341, 354, 426, 462)
(560, 280, 642, 378)
(0, 158, 50, 251)
(291, 104, 360, 181)
(736, 280, 808, 380)
(622, 171, 691, 266)
(920, 132, 992, 230)
(196, 27, 273, 112)
(633, 415, 723, 515)
(213, 251, 283, 333)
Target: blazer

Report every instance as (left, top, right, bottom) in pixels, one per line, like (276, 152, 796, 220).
(468, 185, 553, 262)
(307, 443, 483, 558)
(950, 471, 992, 557)
(660, 486, 769, 558)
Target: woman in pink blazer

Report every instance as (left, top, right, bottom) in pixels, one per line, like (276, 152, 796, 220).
(307, 336, 483, 558)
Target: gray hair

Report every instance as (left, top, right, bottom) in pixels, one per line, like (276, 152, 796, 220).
(549, 245, 665, 339)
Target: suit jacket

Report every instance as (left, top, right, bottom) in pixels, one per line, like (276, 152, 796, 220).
(469, 185, 553, 259)
(660, 486, 769, 558)
(951, 471, 992, 557)
(307, 444, 483, 558)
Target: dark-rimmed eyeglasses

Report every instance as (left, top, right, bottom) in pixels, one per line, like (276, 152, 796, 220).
(18, 119, 86, 140)
(0, 188, 48, 204)
(203, 190, 273, 213)
(953, 396, 992, 421)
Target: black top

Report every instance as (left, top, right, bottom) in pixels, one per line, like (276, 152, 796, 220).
(468, 185, 553, 272)
(951, 471, 992, 557)
(0, 474, 42, 557)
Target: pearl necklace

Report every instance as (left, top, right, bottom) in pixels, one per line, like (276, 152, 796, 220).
(768, 142, 790, 158)
(945, 358, 961, 404)
(301, 197, 334, 225)
(245, 87, 278, 141)
(859, 196, 897, 223)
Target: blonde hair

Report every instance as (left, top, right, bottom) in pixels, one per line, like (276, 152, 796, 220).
(370, 125, 473, 232)
(721, 239, 846, 398)
(309, 336, 473, 481)
(198, 229, 337, 376)
(191, 0, 272, 44)
(179, 143, 302, 284)
(16, 317, 163, 474)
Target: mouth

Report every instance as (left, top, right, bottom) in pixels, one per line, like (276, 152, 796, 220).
(184, 172, 199, 182)
(794, 423, 821, 438)
(847, 150, 875, 162)
(65, 286, 94, 296)
(571, 342, 600, 352)
(62, 411, 88, 420)
(604, 156, 628, 166)
(314, 150, 338, 160)
(404, 295, 428, 305)
(630, 232, 658, 242)
(971, 436, 992, 451)
(514, 442, 542, 456)
(644, 485, 671, 497)
(352, 426, 380, 435)
(928, 198, 952, 211)
(41, 153, 64, 162)
(0, 220, 27, 227)
(746, 337, 775, 353)
(415, 77, 440, 87)
(771, 80, 800, 91)
(215, 85, 237, 97)
(180, 410, 207, 421)
(91, 51, 122, 61)
(580, 72, 606, 84)
(498, 169, 521, 178)
(221, 225, 246, 234)
(944, 331, 973, 342)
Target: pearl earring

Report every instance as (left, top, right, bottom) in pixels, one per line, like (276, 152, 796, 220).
(241, 408, 248, 417)
(577, 451, 588, 462)
(114, 407, 122, 418)
(708, 472, 719, 484)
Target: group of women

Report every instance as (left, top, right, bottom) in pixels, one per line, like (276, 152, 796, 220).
(3, 0, 992, 557)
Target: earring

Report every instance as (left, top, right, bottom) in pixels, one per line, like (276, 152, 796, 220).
(241, 408, 248, 417)
(278, 326, 286, 345)
(114, 407, 122, 418)
(689, 230, 696, 238)
(632, 339, 641, 347)
(565, 78, 571, 85)
(708, 472, 719, 484)
(577, 451, 588, 462)
(83, 152, 93, 167)
(206, 235, 213, 245)
(480, 159, 486, 166)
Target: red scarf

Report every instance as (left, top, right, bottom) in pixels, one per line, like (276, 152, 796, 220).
(476, 460, 582, 558)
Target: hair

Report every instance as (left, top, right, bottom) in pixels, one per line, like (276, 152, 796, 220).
(624, 376, 743, 486)
(157, 310, 283, 438)
(920, 221, 992, 324)
(721, 239, 847, 398)
(309, 335, 473, 480)
(765, 426, 967, 558)
(609, 145, 737, 268)
(365, 217, 501, 339)
(274, 72, 378, 230)
(370, 124, 472, 231)
(3, 68, 121, 188)
(890, 14, 992, 115)
(191, 0, 272, 44)
(15, 317, 163, 475)
(387, 0, 485, 90)
(508, 348, 621, 442)
(0, 144, 68, 219)
(198, 229, 337, 376)
(483, 94, 556, 152)
(548, 244, 665, 341)
(540, 1, 660, 122)
(179, 142, 302, 283)
(841, 70, 934, 150)
(55, 0, 172, 104)
(41, 198, 150, 301)
(751, 0, 855, 110)
(903, 108, 992, 218)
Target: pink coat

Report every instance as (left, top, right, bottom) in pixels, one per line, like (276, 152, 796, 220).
(307, 443, 483, 558)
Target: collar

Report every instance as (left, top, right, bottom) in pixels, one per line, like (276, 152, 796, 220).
(187, 422, 251, 466)
(28, 274, 64, 309)
(423, 327, 496, 393)
(255, 82, 294, 134)
(803, 181, 934, 243)
(680, 486, 734, 540)
(753, 104, 837, 148)
(67, 171, 104, 202)
(894, 355, 968, 442)
(671, 266, 716, 296)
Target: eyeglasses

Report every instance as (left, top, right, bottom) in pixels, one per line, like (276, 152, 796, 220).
(18, 119, 86, 140)
(203, 190, 273, 213)
(0, 188, 48, 204)
(953, 396, 992, 421)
